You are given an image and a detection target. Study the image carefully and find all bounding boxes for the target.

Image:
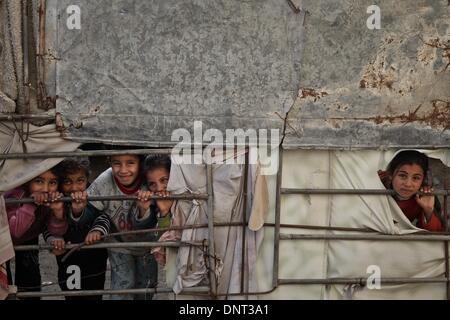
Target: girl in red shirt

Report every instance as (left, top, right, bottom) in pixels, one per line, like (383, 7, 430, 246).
(378, 150, 443, 232)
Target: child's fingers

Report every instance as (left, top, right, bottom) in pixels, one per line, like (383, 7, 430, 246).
(85, 232, 102, 245)
(52, 239, 65, 250)
(137, 190, 152, 202)
(33, 193, 47, 205)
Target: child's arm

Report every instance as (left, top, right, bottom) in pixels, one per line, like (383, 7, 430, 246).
(85, 213, 110, 245)
(43, 227, 66, 256)
(70, 190, 91, 220)
(7, 204, 37, 240)
(46, 191, 68, 237)
(132, 190, 157, 229)
(5, 189, 37, 240)
(418, 191, 444, 232)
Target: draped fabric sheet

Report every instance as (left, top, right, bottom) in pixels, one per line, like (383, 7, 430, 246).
(256, 149, 450, 299)
(0, 122, 79, 299)
(161, 152, 268, 298)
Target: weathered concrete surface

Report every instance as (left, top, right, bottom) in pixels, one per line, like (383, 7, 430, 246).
(284, 0, 450, 148)
(54, 0, 449, 148)
(56, 0, 303, 146)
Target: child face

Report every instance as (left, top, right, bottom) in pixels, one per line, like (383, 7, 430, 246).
(145, 167, 170, 193)
(391, 164, 424, 199)
(61, 170, 88, 195)
(110, 155, 140, 187)
(28, 171, 59, 194)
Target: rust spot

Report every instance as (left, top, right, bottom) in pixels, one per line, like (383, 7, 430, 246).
(368, 101, 450, 130)
(360, 62, 396, 90)
(359, 80, 366, 88)
(421, 37, 450, 72)
(299, 88, 328, 102)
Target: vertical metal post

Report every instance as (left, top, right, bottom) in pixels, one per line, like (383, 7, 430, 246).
(206, 164, 216, 298)
(240, 151, 249, 295)
(272, 147, 283, 288)
(38, 0, 46, 109)
(443, 179, 449, 299)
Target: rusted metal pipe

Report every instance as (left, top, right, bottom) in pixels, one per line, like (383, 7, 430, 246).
(206, 164, 216, 298)
(443, 178, 449, 299)
(0, 114, 55, 121)
(37, 0, 46, 109)
(240, 155, 249, 295)
(0, 148, 173, 160)
(280, 233, 450, 241)
(278, 277, 448, 285)
(282, 188, 450, 196)
(14, 241, 204, 252)
(4, 194, 209, 205)
(14, 286, 210, 299)
(273, 147, 283, 288)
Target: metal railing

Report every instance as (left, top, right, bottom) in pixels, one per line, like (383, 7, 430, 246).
(3, 146, 450, 299)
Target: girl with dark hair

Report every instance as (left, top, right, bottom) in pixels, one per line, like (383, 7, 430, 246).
(5, 167, 68, 299)
(378, 150, 443, 232)
(141, 154, 173, 239)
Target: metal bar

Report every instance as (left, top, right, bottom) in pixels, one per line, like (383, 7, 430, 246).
(280, 233, 450, 241)
(278, 277, 448, 285)
(14, 286, 210, 299)
(273, 147, 283, 288)
(264, 222, 371, 233)
(5, 194, 209, 205)
(37, 0, 46, 109)
(0, 114, 54, 121)
(444, 178, 449, 299)
(14, 241, 204, 251)
(206, 164, 216, 298)
(0, 148, 173, 160)
(264, 222, 450, 236)
(22, 0, 30, 113)
(282, 144, 450, 150)
(240, 153, 249, 295)
(282, 188, 450, 196)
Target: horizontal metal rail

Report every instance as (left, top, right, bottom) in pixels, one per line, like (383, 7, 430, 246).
(0, 114, 55, 121)
(14, 241, 205, 251)
(278, 277, 448, 285)
(14, 286, 210, 299)
(282, 188, 450, 196)
(4, 194, 209, 205)
(280, 233, 450, 241)
(0, 148, 173, 159)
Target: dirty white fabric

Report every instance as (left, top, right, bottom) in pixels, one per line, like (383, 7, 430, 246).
(0, 122, 80, 191)
(0, 122, 79, 299)
(257, 149, 450, 299)
(163, 152, 268, 298)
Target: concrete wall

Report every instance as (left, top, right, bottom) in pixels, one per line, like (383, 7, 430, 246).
(285, 0, 450, 148)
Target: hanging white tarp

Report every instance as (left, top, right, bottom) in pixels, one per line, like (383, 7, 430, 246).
(257, 149, 450, 299)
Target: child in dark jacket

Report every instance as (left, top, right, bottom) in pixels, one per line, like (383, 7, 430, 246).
(43, 158, 108, 300)
(378, 150, 443, 232)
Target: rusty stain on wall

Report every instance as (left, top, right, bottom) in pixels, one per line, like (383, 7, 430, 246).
(299, 88, 328, 102)
(420, 37, 450, 72)
(341, 100, 450, 131)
